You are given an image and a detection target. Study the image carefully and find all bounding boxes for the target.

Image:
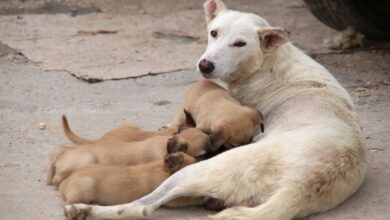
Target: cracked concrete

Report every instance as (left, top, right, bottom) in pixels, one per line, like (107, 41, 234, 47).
(0, 0, 341, 82)
(0, 0, 390, 220)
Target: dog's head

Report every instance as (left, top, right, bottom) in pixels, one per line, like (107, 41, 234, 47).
(164, 152, 197, 172)
(198, 0, 289, 81)
(208, 107, 264, 151)
(167, 123, 211, 157)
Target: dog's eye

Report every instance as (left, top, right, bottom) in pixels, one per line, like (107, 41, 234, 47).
(233, 41, 246, 47)
(210, 30, 218, 38)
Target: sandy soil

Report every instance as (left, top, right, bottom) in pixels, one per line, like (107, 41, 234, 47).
(0, 0, 389, 219)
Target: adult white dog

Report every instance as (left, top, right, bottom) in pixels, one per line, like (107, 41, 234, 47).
(65, 0, 366, 219)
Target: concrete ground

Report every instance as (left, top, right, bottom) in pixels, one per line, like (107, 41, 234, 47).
(0, 0, 389, 220)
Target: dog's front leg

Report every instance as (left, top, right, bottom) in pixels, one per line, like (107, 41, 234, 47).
(64, 162, 204, 220)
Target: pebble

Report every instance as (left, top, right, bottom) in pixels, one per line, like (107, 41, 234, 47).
(38, 122, 46, 130)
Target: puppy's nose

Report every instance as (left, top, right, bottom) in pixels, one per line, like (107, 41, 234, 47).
(198, 59, 215, 74)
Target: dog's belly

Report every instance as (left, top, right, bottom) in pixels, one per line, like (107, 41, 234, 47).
(198, 113, 365, 211)
(197, 139, 287, 203)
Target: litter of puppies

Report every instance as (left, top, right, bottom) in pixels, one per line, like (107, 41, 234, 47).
(47, 79, 263, 207)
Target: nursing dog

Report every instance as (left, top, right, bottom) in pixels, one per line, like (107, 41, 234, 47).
(171, 79, 263, 151)
(65, 0, 366, 219)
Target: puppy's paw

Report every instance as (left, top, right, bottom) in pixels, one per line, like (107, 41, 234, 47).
(64, 204, 91, 220)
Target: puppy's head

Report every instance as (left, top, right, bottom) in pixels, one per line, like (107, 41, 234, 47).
(209, 107, 264, 151)
(164, 152, 197, 172)
(198, 0, 289, 82)
(167, 127, 211, 157)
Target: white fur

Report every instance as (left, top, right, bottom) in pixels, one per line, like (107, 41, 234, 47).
(65, 1, 366, 219)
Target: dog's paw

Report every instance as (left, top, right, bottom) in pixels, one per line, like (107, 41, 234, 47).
(64, 204, 91, 220)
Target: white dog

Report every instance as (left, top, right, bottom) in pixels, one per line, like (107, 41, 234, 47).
(64, 0, 366, 219)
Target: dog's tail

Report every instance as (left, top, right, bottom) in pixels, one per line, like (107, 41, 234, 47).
(62, 115, 94, 145)
(47, 145, 67, 185)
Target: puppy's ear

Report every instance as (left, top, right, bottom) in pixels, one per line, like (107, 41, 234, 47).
(204, 0, 227, 23)
(257, 111, 265, 133)
(167, 137, 178, 154)
(258, 27, 289, 53)
(184, 109, 196, 127)
(209, 127, 227, 152)
(167, 137, 188, 153)
(179, 143, 188, 153)
(253, 110, 264, 133)
(165, 153, 184, 171)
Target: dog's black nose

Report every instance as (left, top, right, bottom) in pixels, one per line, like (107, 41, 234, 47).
(198, 59, 215, 74)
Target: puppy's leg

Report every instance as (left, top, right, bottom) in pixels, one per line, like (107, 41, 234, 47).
(60, 176, 95, 205)
(47, 145, 67, 185)
(53, 151, 97, 186)
(64, 162, 205, 219)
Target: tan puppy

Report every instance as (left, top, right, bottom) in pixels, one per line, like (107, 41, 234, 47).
(59, 152, 197, 205)
(62, 115, 178, 145)
(47, 116, 211, 186)
(171, 79, 263, 151)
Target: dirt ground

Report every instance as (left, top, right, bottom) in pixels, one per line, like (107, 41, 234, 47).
(0, 0, 389, 220)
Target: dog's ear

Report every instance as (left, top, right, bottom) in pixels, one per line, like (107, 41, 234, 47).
(257, 111, 265, 133)
(167, 137, 178, 154)
(178, 109, 196, 132)
(184, 109, 196, 127)
(258, 27, 289, 53)
(165, 153, 184, 171)
(252, 109, 265, 133)
(209, 127, 227, 152)
(167, 137, 188, 154)
(204, 0, 227, 23)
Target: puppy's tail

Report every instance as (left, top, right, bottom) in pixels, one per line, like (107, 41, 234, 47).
(62, 115, 94, 145)
(47, 145, 67, 185)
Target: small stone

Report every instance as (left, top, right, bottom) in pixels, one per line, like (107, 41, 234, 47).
(38, 122, 46, 130)
(7, 53, 16, 61)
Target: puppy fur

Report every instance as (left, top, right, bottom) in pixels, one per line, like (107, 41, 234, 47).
(47, 116, 210, 186)
(171, 79, 263, 151)
(59, 152, 197, 205)
(64, 1, 366, 219)
(62, 115, 178, 145)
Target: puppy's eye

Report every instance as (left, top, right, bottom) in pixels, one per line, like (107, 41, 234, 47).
(233, 41, 246, 47)
(210, 30, 218, 38)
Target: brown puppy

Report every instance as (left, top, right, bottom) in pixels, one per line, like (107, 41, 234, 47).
(62, 115, 178, 145)
(171, 79, 263, 151)
(59, 152, 197, 205)
(47, 118, 211, 186)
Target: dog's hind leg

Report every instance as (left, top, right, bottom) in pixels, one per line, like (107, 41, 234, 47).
(64, 162, 205, 219)
(209, 185, 303, 220)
